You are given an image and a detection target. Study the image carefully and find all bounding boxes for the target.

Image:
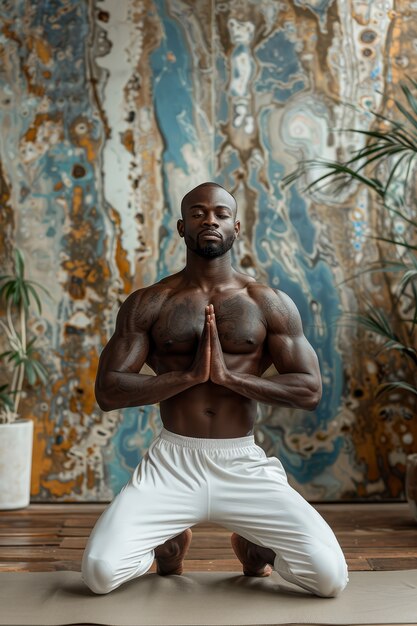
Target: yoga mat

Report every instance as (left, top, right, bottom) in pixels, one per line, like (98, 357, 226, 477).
(0, 570, 416, 626)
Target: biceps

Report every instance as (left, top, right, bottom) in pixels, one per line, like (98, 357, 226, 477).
(267, 333, 320, 376)
(98, 332, 150, 376)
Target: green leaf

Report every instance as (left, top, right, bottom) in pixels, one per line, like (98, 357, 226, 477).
(21, 282, 30, 312)
(26, 337, 37, 350)
(347, 141, 398, 164)
(24, 361, 36, 386)
(398, 269, 417, 293)
(14, 249, 25, 280)
(384, 204, 417, 230)
(348, 146, 408, 178)
(31, 360, 49, 385)
(302, 160, 385, 195)
(370, 235, 417, 251)
(26, 283, 42, 314)
(0, 279, 15, 299)
(392, 128, 417, 151)
(0, 387, 14, 409)
(380, 339, 417, 357)
(396, 99, 417, 133)
(356, 305, 399, 342)
(400, 83, 417, 120)
(411, 281, 417, 329)
(339, 261, 409, 286)
(27, 280, 50, 298)
(376, 381, 417, 397)
(384, 151, 415, 195)
(3, 280, 17, 303)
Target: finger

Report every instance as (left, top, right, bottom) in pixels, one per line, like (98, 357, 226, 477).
(209, 317, 216, 344)
(210, 318, 220, 348)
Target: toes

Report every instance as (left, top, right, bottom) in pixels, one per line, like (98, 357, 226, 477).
(155, 529, 192, 576)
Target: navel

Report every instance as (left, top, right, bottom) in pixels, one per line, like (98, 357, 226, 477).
(204, 408, 216, 417)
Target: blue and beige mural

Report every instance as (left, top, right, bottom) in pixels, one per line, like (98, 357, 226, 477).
(0, 0, 416, 501)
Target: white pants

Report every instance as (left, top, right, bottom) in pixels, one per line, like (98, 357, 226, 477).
(82, 428, 348, 596)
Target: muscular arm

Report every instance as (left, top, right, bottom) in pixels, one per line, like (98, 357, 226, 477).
(95, 291, 210, 411)
(210, 291, 322, 410)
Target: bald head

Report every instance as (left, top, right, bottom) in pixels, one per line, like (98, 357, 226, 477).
(177, 181, 240, 259)
(180, 182, 237, 218)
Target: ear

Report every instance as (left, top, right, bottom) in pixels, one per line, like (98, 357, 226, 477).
(177, 219, 184, 237)
(234, 220, 241, 238)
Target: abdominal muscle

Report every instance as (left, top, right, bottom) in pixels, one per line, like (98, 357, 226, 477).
(159, 382, 257, 439)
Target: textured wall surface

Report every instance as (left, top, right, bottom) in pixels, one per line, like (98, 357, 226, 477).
(0, 0, 416, 501)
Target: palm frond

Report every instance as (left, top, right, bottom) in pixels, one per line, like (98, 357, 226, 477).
(396, 99, 417, 134)
(376, 381, 417, 397)
(301, 161, 385, 195)
(356, 308, 396, 340)
(384, 204, 417, 230)
(370, 236, 417, 252)
(399, 83, 417, 120)
(398, 269, 417, 294)
(384, 152, 415, 195)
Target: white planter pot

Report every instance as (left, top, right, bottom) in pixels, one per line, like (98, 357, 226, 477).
(0, 420, 33, 510)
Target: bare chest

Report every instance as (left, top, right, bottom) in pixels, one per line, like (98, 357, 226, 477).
(150, 293, 266, 355)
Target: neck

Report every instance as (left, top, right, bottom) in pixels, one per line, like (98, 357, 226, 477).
(183, 250, 235, 291)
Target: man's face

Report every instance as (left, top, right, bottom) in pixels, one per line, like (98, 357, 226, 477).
(178, 185, 240, 259)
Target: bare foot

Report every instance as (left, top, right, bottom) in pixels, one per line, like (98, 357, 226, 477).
(231, 533, 274, 577)
(155, 529, 192, 576)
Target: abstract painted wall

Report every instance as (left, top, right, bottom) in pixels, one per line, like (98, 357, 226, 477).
(0, 0, 416, 501)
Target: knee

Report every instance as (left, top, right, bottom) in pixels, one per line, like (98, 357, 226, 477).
(81, 554, 116, 595)
(311, 550, 349, 598)
(276, 547, 348, 598)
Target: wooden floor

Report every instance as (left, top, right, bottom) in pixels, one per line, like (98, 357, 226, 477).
(0, 502, 416, 573)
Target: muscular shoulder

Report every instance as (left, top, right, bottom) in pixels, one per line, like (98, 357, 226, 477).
(247, 284, 303, 336)
(116, 284, 169, 333)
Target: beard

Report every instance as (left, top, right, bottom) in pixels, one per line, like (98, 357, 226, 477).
(189, 233, 235, 258)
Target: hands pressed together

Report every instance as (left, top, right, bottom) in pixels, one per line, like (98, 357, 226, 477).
(190, 304, 230, 386)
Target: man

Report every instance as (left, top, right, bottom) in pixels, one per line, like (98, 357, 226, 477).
(82, 182, 348, 597)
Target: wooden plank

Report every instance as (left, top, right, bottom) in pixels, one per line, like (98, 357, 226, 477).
(338, 533, 416, 544)
(368, 557, 417, 570)
(1, 502, 417, 578)
(0, 528, 62, 537)
(57, 528, 91, 537)
(62, 518, 100, 528)
(342, 547, 417, 556)
(60, 537, 87, 549)
(0, 547, 84, 561)
(0, 504, 106, 514)
(0, 561, 81, 572)
(345, 558, 372, 571)
(0, 537, 60, 546)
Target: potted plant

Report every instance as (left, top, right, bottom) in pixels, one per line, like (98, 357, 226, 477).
(0, 249, 49, 509)
(283, 79, 417, 515)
